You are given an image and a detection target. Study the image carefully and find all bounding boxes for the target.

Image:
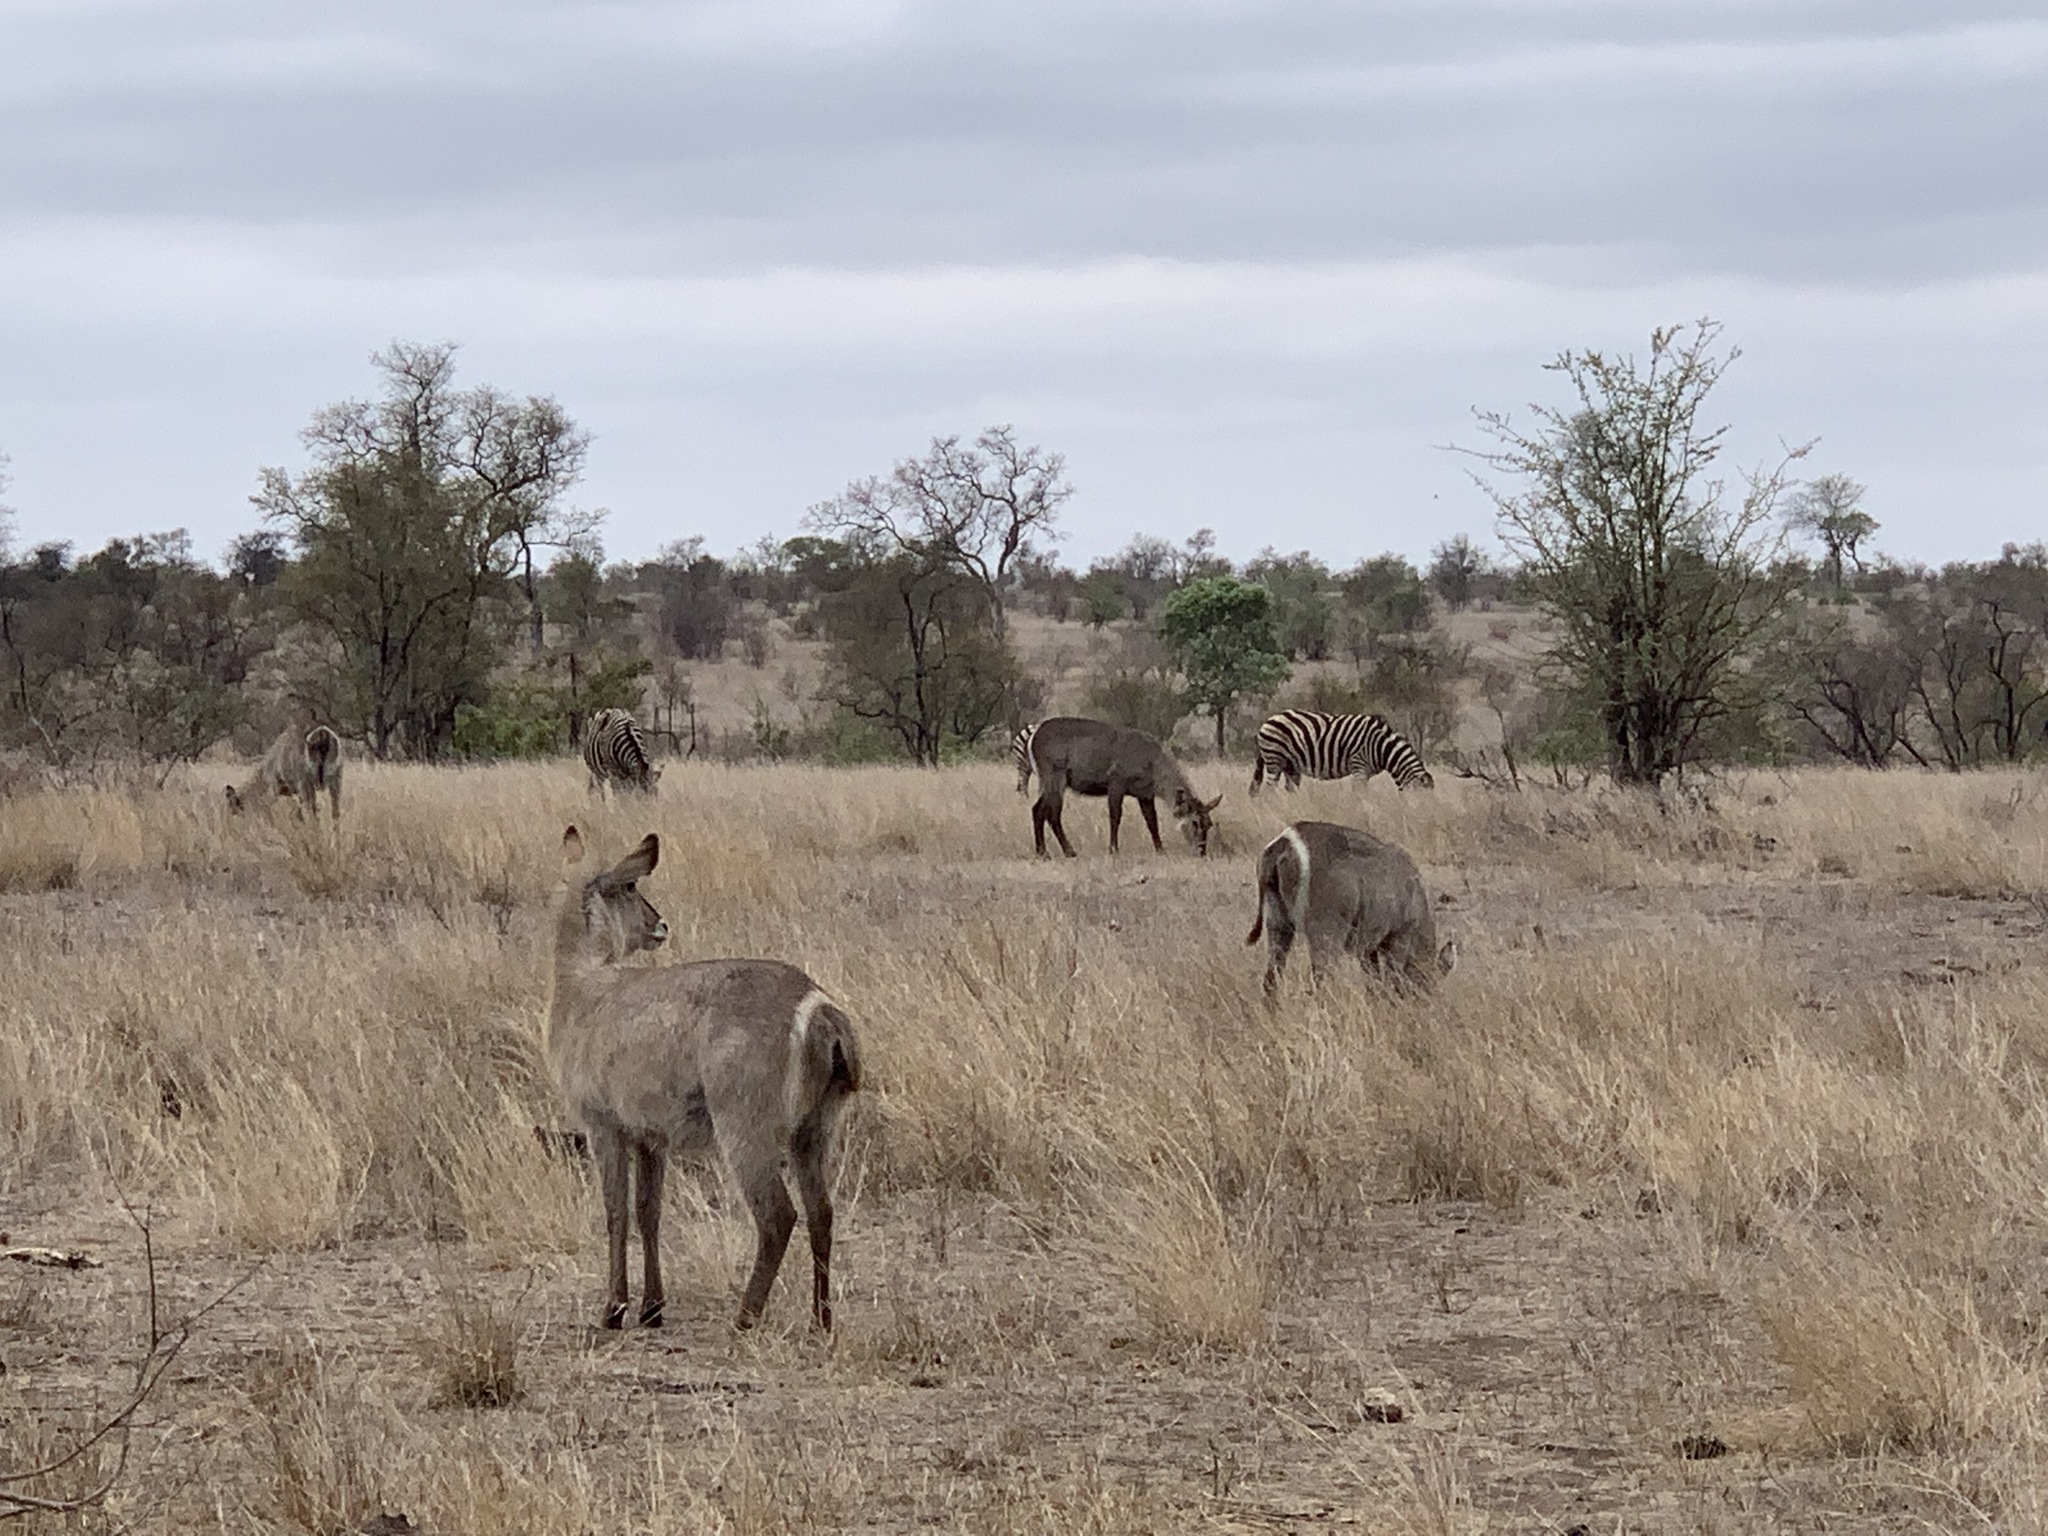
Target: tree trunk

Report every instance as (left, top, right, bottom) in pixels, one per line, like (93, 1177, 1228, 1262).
(1213, 706, 1226, 755)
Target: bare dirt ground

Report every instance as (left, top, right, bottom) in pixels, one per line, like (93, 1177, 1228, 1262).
(2, 762, 2046, 1533)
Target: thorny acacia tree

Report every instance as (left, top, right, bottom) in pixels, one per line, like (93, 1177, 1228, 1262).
(257, 344, 593, 758)
(805, 425, 1070, 640)
(1471, 321, 1805, 785)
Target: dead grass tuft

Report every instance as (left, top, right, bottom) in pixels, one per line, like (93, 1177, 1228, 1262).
(1107, 1150, 1273, 1352)
(414, 1275, 525, 1409)
(1761, 1242, 2040, 1456)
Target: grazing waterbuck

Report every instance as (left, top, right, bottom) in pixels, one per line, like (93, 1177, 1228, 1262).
(225, 724, 343, 823)
(547, 827, 861, 1330)
(1246, 820, 1456, 998)
(1026, 716, 1222, 858)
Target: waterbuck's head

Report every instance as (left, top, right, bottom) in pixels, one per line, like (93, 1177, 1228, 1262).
(1172, 789, 1224, 857)
(560, 826, 668, 961)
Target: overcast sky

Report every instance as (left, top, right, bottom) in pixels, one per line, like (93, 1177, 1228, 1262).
(2, 1, 2043, 572)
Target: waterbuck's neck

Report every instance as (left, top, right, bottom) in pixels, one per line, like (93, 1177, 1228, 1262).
(546, 887, 612, 1045)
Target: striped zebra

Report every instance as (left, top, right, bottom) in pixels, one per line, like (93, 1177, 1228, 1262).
(1010, 721, 1041, 793)
(1248, 711, 1433, 794)
(583, 708, 661, 797)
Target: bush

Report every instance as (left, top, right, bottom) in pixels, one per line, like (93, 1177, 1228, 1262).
(453, 684, 566, 760)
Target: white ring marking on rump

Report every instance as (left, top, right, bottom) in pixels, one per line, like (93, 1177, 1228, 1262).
(1278, 825, 1312, 937)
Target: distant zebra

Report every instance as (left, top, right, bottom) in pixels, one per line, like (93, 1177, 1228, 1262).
(1010, 722, 1041, 793)
(1249, 711, 1432, 794)
(583, 708, 661, 797)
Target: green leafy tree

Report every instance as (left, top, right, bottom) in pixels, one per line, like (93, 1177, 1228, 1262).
(1244, 550, 1335, 660)
(1156, 576, 1291, 753)
(1078, 567, 1125, 628)
(1787, 473, 1878, 592)
(257, 344, 595, 758)
(1427, 536, 1488, 610)
(1469, 319, 1804, 785)
(818, 553, 1019, 766)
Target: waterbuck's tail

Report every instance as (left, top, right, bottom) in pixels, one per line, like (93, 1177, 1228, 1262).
(1246, 830, 1303, 945)
(788, 992, 862, 1133)
(1246, 844, 1281, 945)
(305, 725, 340, 782)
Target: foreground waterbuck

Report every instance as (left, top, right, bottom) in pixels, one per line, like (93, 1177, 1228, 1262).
(547, 827, 861, 1330)
(1247, 820, 1456, 998)
(225, 724, 343, 823)
(1027, 716, 1221, 858)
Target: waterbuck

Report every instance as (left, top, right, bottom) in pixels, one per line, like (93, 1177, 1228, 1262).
(1246, 820, 1456, 998)
(1026, 716, 1221, 858)
(547, 827, 861, 1331)
(225, 724, 343, 823)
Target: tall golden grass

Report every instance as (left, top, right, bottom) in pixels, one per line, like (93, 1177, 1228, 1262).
(2, 759, 2046, 1530)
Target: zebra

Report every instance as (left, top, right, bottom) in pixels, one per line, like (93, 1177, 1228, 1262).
(1248, 710, 1432, 794)
(1010, 721, 1041, 793)
(583, 708, 661, 797)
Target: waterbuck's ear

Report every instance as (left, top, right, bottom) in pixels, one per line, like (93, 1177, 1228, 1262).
(561, 826, 585, 867)
(605, 833, 659, 887)
(1438, 938, 1459, 976)
(1203, 793, 1223, 812)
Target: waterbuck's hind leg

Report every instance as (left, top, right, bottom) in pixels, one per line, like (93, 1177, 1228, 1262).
(1034, 785, 1077, 858)
(589, 1124, 632, 1329)
(790, 1118, 836, 1330)
(1261, 893, 1294, 1001)
(1137, 797, 1163, 851)
(732, 1158, 799, 1330)
(634, 1141, 667, 1327)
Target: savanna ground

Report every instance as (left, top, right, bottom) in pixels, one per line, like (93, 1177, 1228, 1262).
(3, 758, 2047, 1534)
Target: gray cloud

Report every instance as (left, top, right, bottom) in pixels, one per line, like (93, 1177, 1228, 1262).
(1, 1, 2042, 568)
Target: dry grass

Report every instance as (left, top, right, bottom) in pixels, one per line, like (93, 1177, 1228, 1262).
(2, 758, 2047, 1529)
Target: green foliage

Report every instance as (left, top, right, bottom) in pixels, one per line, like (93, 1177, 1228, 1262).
(1428, 536, 1488, 610)
(258, 343, 591, 760)
(817, 553, 1020, 766)
(0, 529, 266, 773)
(1156, 576, 1291, 751)
(451, 650, 649, 761)
(750, 698, 794, 760)
(1245, 550, 1335, 660)
(1473, 319, 1803, 785)
(1078, 568, 1125, 628)
(453, 682, 566, 760)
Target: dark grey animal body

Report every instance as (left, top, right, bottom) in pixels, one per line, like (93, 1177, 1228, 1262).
(225, 724, 343, 822)
(1025, 716, 1220, 857)
(1246, 820, 1456, 997)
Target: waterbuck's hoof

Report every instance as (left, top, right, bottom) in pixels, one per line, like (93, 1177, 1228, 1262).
(733, 1311, 759, 1332)
(639, 1301, 665, 1328)
(814, 1305, 833, 1332)
(602, 1304, 627, 1330)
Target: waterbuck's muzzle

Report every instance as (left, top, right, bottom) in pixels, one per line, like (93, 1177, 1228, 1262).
(649, 918, 670, 945)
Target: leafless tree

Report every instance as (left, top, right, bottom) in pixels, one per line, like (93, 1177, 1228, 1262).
(806, 425, 1071, 640)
